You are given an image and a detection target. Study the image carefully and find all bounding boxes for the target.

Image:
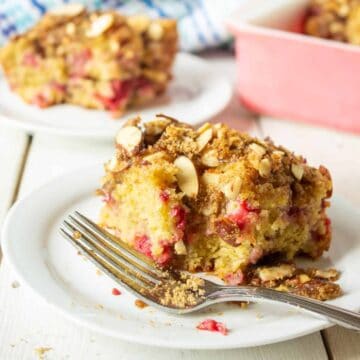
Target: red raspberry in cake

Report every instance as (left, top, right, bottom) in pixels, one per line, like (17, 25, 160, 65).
(134, 235, 152, 259)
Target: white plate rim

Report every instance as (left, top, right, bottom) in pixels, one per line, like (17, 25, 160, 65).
(0, 53, 232, 139)
(2, 164, 360, 349)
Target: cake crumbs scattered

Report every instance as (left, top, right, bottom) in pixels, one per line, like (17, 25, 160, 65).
(95, 304, 104, 310)
(11, 281, 20, 289)
(150, 273, 205, 308)
(135, 299, 148, 309)
(256, 312, 264, 320)
(96, 269, 103, 276)
(73, 231, 82, 240)
(34, 346, 52, 360)
(231, 301, 249, 309)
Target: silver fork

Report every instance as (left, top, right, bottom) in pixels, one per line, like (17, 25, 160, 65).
(60, 211, 360, 331)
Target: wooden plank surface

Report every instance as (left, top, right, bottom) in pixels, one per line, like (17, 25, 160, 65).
(0, 125, 28, 227)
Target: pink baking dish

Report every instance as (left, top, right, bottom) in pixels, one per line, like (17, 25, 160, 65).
(227, 0, 360, 133)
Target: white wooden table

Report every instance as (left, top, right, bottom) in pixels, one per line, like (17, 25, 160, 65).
(0, 52, 359, 360)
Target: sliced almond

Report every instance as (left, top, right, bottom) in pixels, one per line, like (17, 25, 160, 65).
(314, 269, 339, 280)
(221, 177, 242, 200)
(291, 163, 304, 181)
(65, 22, 76, 35)
(127, 14, 151, 33)
(144, 118, 171, 136)
(86, 13, 114, 38)
(147, 22, 164, 41)
(201, 150, 219, 167)
(143, 151, 166, 162)
(196, 127, 213, 152)
(174, 156, 199, 197)
(50, 3, 85, 17)
(299, 274, 311, 284)
(174, 240, 187, 255)
(106, 156, 128, 172)
(115, 126, 143, 155)
(202, 172, 221, 187)
(258, 158, 271, 177)
(257, 264, 295, 282)
(197, 122, 212, 134)
(249, 143, 266, 157)
(109, 40, 120, 53)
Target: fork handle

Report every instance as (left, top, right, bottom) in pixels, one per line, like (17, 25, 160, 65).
(210, 286, 360, 330)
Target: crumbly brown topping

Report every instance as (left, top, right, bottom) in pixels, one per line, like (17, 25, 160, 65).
(304, 0, 360, 45)
(247, 263, 341, 301)
(149, 273, 205, 308)
(135, 299, 149, 309)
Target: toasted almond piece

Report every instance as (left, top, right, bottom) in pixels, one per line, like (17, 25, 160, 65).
(258, 158, 271, 177)
(65, 22, 76, 35)
(144, 118, 171, 136)
(257, 264, 295, 282)
(143, 151, 166, 162)
(314, 268, 339, 280)
(196, 127, 213, 151)
(197, 122, 212, 134)
(202, 172, 221, 187)
(222, 177, 242, 200)
(291, 163, 304, 181)
(249, 143, 266, 157)
(86, 13, 114, 37)
(127, 14, 151, 33)
(174, 156, 199, 197)
(50, 3, 85, 17)
(109, 40, 120, 53)
(174, 240, 187, 255)
(201, 150, 219, 167)
(106, 156, 128, 172)
(116, 126, 143, 155)
(147, 22, 164, 40)
(275, 284, 289, 292)
(299, 274, 311, 284)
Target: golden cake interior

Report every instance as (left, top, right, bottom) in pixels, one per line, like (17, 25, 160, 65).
(99, 115, 332, 285)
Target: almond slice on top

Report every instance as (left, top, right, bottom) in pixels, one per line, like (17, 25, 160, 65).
(196, 127, 213, 152)
(86, 13, 114, 37)
(174, 156, 199, 197)
(116, 126, 143, 155)
(50, 3, 85, 17)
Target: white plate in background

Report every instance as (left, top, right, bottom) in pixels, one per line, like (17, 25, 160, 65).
(2, 164, 360, 349)
(0, 53, 232, 139)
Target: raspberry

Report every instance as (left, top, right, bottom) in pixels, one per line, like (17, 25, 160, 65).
(159, 190, 170, 203)
(224, 270, 245, 285)
(112, 288, 121, 296)
(134, 235, 152, 258)
(171, 205, 186, 231)
(228, 201, 259, 230)
(196, 319, 228, 335)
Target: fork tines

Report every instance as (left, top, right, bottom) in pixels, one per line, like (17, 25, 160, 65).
(59, 211, 164, 299)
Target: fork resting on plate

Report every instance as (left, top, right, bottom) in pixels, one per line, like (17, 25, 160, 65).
(60, 211, 360, 331)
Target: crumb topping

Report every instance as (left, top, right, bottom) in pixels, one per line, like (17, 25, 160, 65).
(247, 263, 341, 301)
(149, 273, 205, 308)
(99, 115, 333, 292)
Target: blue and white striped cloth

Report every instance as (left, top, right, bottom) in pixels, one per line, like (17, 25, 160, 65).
(0, 0, 242, 51)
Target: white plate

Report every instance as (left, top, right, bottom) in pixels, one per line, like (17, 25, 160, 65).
(2, 164, 360, 349)
(0, 53, 231, 139)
